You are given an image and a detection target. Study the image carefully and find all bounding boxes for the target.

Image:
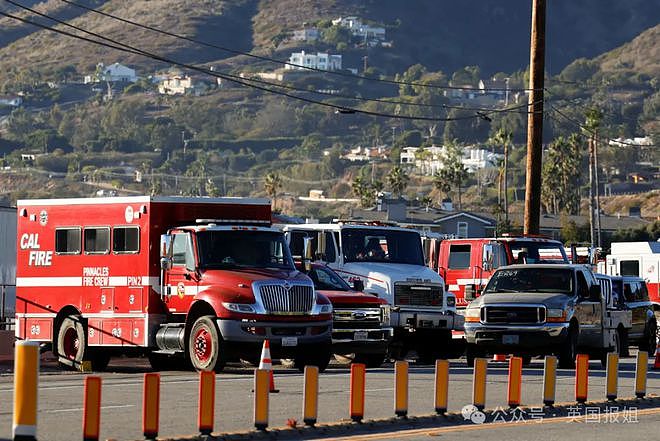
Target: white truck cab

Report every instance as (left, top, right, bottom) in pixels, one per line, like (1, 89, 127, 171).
(281, 222, 463, 361)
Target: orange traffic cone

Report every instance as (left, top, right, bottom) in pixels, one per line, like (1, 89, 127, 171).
(259, 340, 279, 393)
(493, 354, 507, 362)
(653, 348, 660, 370)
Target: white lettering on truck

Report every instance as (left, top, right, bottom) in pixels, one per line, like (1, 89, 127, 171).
(20, 233, 53, 266)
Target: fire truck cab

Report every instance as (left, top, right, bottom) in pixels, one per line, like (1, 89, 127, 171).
(433, 236, 569, 307)
(15, 196, 333, 372)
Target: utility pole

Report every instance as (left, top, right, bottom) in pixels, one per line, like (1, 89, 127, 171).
(362, 55, 368, 73)
(588, 134, 595, 247)
(594, 137, 602, 248)
(523, 0, 546, 235)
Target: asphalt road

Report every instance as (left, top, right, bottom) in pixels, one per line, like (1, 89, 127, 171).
(0, 354, 659, 441)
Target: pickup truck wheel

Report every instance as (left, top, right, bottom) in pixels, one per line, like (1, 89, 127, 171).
(56, 316, 87, 370)
(294, 345, 332, 373)
(465, 344, 483, 368)
(558, 327, 578, 369)
(353, 353, 386, 368)
(188, 316, 225, 372)
(639, 320, 657, 356)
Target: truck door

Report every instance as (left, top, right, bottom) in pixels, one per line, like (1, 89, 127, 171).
(574, 269, 602, 347)
(165, 232, 198, 310)
(443, 242, 473, 307)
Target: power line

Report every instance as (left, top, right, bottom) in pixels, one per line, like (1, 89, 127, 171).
(0, 7, 490, 123)
(57, 0, 541, 93)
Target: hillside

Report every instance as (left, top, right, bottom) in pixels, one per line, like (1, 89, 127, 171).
(0, 0, 659, 80)
(596, 24, 660, 77)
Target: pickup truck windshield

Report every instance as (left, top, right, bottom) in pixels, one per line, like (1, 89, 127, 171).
(309, 266, 352, 291)
(197, 230, 295, 270)
(509, 242, 568, 264)
(342, 228, 425, 265)
(483, 268, 574, 294)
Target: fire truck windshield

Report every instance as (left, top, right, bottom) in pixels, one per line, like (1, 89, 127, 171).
(483, 268, 574, 294)
(509, 241, 568, 264)
(197, 230, 295, 270)
(341, 228, 425, 265)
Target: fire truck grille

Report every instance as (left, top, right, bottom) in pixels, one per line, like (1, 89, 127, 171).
(483, 306, 545, 324)
(394, 283, 443, 306)
(257, 284, 314, 314)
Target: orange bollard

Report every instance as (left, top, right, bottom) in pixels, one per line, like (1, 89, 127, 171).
(302, 365, 319, 426)
(493, 354, 507, 362)
(635, 351, 648, 399)
(543, 356, 557, 407)
(254, 369, 270, 430)
(142, 373, 160, 440)
(82, 376, 102, 441)
(350, 363, 366, 422)
(197, 370, 215, 435)
(434, 359, 449, 414)
(394, 361, 409, 418)
(472, 358, 488, 411)
(507, 356, 523, 408)
(575, 354, 589, 404)
(13, 341, 39, 441)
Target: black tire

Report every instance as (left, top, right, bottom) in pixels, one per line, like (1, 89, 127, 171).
(294, 345, 332, 373)
(89, 350, 111, 371)
(639, 319, 657, 357)
(558, 326, 578, 369)
(188, 316, 225, 372)
(353, 353, 386, 369)
(148, 352, 190, 371)
(56, 316, 87, 370)
(465, 343, 482, 368)
(521, 355, 532, 366)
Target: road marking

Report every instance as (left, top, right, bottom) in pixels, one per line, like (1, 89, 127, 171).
(44, 404, 135, 414)
(322, 407, 660, 440)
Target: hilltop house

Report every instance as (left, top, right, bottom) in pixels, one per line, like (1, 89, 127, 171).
(286, 51, 342, 71)
(342, 145, 390, 162)
(0, 96, 22, 107)
(292, 27, 320, 42)
(331, 16, 386, 41)
(400, 145, 503, 175)
(84, 62, 137, 84)
(158, 74, 208, 96)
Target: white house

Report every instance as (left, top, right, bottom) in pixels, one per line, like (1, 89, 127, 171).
(286, 51, 342, 71)
(332, 16, 386, 41)
(609, 136, 653, 147)
(342, 145, 390, 162)
(158, 75, 207, 96)
(0, 96, 22, 107)
(292, 27, 319, 42)
(85, 62, 137, 84)
(400, 145, 503, 176)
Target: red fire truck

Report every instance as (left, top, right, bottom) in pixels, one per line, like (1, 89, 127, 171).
(15, 196, 333, 372)
(429, 236, 569, 307)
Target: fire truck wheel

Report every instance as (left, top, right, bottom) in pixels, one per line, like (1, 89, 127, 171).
(352, 353, 386, 368)
(294, 345, 332, 373)
(188, 316, 226, 372)
(56, 316, 87, 369)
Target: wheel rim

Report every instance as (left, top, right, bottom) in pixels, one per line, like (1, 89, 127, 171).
(62, 327, 79, 360)
(193, 327, 213, 363)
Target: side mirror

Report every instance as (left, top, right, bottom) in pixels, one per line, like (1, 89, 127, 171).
(353, 279, 364, 292)
(303, 236, 313, 272)
(589, 285, 601, 301)
(316, 232, 327, 261)
(160, 257, 172, 271)
(465, 285, 476, 301)
(160, 234, 172, 258)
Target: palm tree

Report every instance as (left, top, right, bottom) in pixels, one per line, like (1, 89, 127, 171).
(491, 127, 513, 224)
(433, 142, 468, 210)
(584, 107, 603, 247)
(386, 166, 410, 198)
(264, 172, 282, 211)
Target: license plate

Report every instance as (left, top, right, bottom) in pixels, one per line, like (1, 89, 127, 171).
(502, 334, 519, 345)
(281, 337, 298, 347)
(354, 331, 368, 341)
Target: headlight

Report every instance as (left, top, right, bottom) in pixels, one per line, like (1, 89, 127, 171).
(222, 302, 256, 313)
(546, 308, 567, 322)
(319, 304, 333, 314)
(380, 304, 391, 325)
(464, 307, 481, 322)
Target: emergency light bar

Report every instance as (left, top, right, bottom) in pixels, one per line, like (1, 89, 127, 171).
(195, 218, 270, 225)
